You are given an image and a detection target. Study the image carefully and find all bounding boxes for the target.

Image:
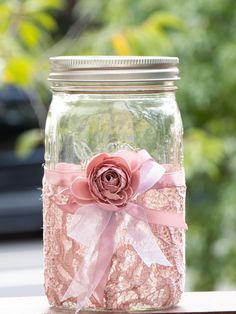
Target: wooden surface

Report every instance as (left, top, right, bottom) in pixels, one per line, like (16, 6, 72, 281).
(0, 292, 236, 314)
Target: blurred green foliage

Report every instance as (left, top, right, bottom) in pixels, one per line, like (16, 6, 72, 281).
(15, 128, 44, 158)
(0, 0, 61, 86)
(1, 0, 236, 291)
(0, 0, 63, 154)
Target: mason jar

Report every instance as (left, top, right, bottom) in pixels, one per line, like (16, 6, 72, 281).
(43, 56, 187, 312)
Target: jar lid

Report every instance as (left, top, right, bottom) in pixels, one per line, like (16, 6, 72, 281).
(48, 56, 179, 83)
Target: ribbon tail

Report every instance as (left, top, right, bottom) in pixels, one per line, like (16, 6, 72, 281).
(66, 204, 113, 247)
(62, 210, 121, 312)
(126, 204, 172, 267)
(92, 212, 121, 307)
(93, 264, 111, 307)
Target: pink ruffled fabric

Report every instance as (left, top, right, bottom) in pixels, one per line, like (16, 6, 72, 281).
(43, 162, 186, 311)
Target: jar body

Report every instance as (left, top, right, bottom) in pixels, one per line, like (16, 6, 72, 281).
(43, 91, 186, 310)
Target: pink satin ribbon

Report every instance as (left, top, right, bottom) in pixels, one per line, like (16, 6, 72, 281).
(45, 161, 187, 313)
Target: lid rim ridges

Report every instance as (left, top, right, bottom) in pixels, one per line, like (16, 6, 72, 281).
(50, 56, 179, 70)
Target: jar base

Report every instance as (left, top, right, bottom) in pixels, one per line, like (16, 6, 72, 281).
(49, 303, 178, 313)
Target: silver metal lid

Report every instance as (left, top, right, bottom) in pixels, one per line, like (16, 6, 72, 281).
(49, 56, 179, 83)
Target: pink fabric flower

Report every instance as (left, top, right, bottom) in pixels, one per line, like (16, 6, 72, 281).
(70, 151, 142, 208)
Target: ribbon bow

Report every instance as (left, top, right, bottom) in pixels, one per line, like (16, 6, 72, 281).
(48, 150, 187, 313)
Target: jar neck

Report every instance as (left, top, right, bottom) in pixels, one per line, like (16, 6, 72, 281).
(51, 91, 177, 105)
(49, 80, 178, 94)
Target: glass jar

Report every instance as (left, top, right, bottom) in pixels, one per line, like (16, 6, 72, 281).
(43, 56, 187, 312)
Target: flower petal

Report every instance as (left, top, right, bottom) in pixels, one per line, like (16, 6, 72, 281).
(102, 181, 119, 193)
(100, 157, 131, 175)
(90, 177, 108, 204)
(54, 188, 79, 214)
(96, 166, 111, 177)
(130, 170, 140, 194)
(102, 190, 121, 200)
(71, 177, 94, 201)
(86, 153, 110, 176)
(125, 186, 133, 198)
(108, 190, 128, 206)
(114, 150, 141, 172)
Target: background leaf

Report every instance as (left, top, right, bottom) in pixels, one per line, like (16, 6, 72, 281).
(15, 129, 44, 158)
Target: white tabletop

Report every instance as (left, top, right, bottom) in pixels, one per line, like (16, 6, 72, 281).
(0, 291, 236, 314)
